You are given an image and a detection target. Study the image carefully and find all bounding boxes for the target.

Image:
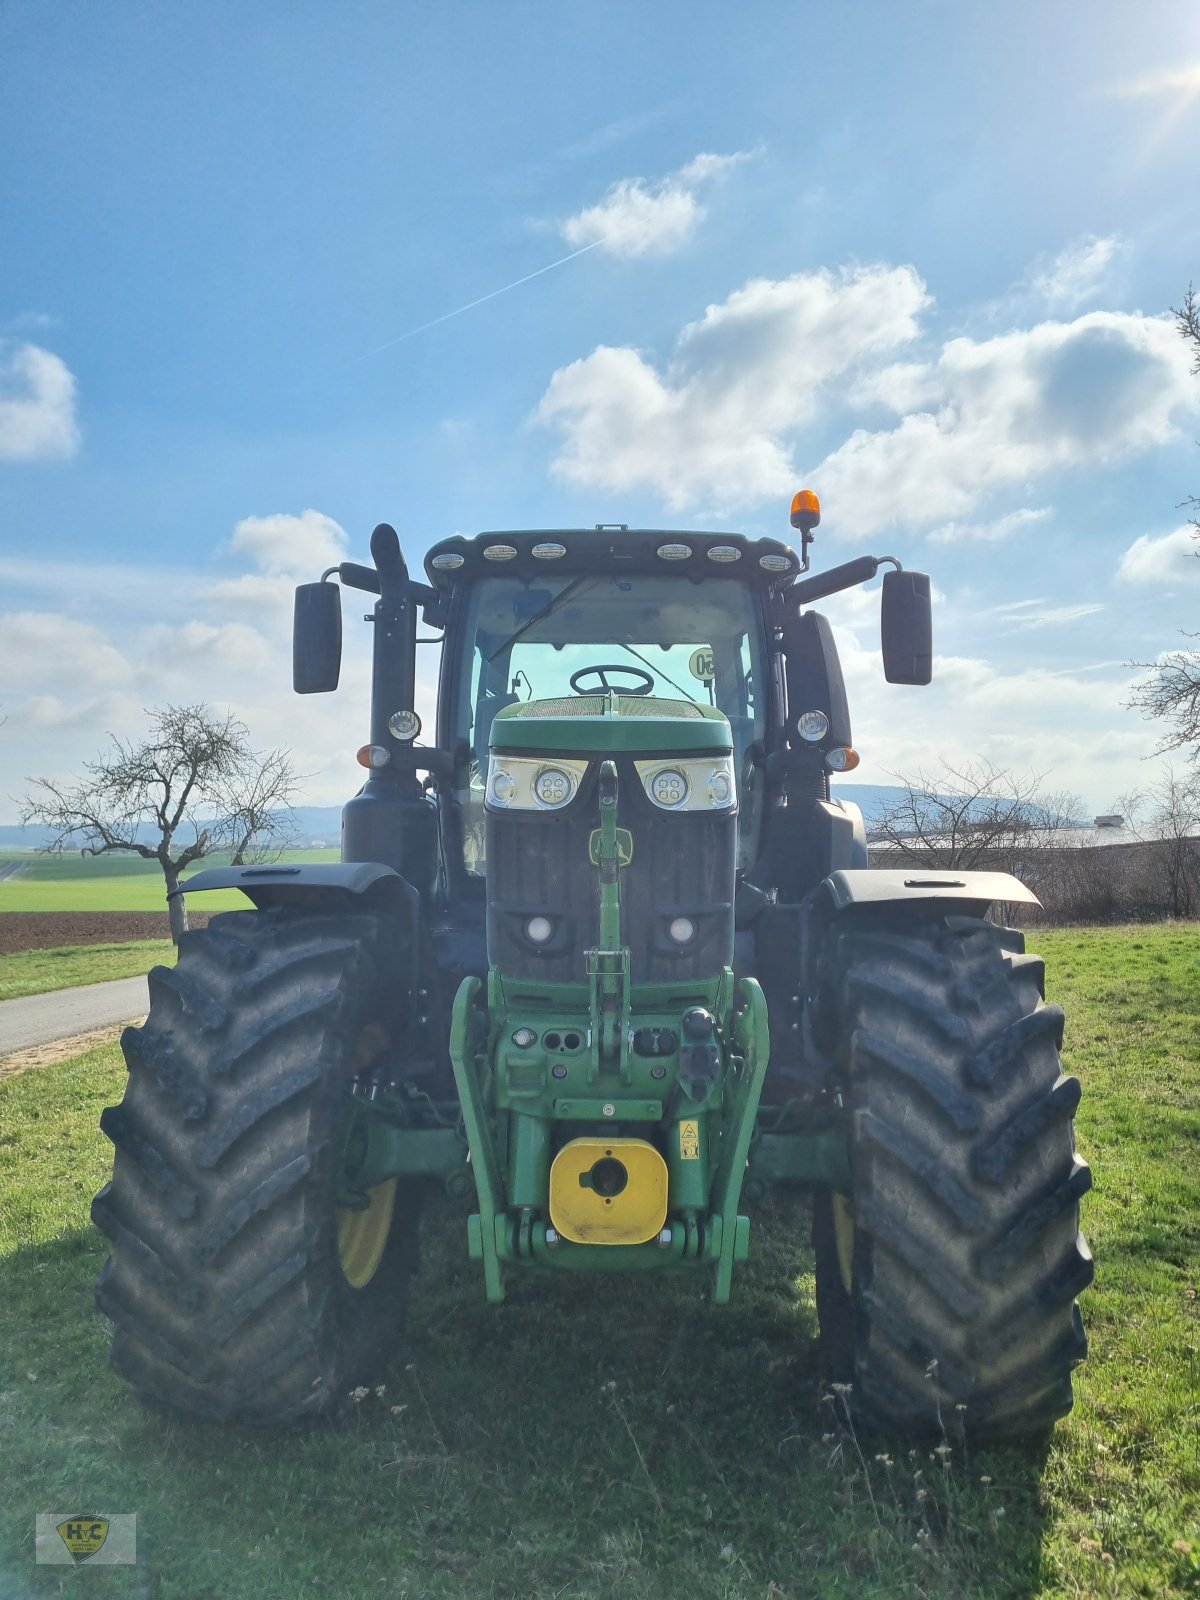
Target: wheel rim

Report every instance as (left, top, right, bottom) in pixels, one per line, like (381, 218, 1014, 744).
(337, 1178, 397, 1289)
(832, 1193, 855, 1294)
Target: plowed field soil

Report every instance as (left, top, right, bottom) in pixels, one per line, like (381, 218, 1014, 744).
(0, 912, 208, 953)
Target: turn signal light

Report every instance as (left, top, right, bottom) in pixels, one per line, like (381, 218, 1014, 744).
(826, 746, 860, 772)
(356, 744, 390, 769)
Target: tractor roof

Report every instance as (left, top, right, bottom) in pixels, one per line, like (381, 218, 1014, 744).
(423, 528, 800, 590)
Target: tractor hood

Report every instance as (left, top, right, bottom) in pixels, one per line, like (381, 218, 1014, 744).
(490, 694, 732, 756)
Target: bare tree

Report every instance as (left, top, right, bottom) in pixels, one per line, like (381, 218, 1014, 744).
(871, 757, 1081, 873)
(1127, 285, 1200, 760)
(21, 704, 302, 942)
(1116, 769, 1200, 919)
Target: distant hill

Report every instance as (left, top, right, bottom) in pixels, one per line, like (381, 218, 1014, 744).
(830, 783, 905, 823)
(0, 805, 348, 854)
(2, 792, 905, 854)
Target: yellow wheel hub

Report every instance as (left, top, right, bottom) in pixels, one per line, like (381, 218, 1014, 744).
(832, 1193, 855, 1294)
(337, 1177, 397, 1290)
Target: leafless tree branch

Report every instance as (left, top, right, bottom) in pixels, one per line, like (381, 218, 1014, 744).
(20, 703, 303, 942)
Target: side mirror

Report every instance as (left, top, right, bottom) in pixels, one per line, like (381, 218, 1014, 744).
(293, 582, 342, 693)
(881, 570, 932, 685)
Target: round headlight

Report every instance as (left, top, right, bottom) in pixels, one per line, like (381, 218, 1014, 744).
(483, 543, 518, 561)
(490, 769, 517, 804)
(669, 916, 696, 944)
(650, 768, 689, 807)
(656, 543, 692, 561)
(797, 709, 830, 743)
(431, 552, 464, 571)
(526, 916, 554, 944)
(534, 767, 573, 808)
(707, 770, 733, 806)
(387, 709, 422, 742)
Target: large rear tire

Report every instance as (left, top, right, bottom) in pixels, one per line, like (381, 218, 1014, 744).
(811, 911, 1093, 1438)
(92, 907, 419, 1424)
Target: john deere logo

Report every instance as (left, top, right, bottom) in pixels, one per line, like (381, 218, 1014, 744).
(56, 1518, 109, 1563)
(588, 827, 633, 866)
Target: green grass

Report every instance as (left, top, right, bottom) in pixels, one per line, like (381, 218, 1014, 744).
(0, 924, 1197, 1598)
(0, 849, 339, 914)
(0, 943, 175, 1002)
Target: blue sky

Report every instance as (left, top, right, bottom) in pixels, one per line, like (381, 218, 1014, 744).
(2, 0, 1199, 817)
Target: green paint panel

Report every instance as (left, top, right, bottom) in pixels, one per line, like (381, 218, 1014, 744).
(491, 693, 731, 755)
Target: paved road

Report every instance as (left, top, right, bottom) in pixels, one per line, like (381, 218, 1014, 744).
(0, 976, 148, 1055)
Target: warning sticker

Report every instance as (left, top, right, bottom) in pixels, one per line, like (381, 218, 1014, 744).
(679, 1120, 700, 1161)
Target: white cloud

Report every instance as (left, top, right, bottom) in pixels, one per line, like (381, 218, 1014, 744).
(928, 507, 1051, 545)
(815, 310, 1195, 535)
(1002, 603, 1106, 630)
(560, 149, 754, 260)
(0, 342, 80, 462)
(0, 612, 131, 690)
(1, 508, 385, 811)
(536, 264, 929, 508)
(1117, 524, 1200, 585)
(538, 263, 1194, 528)
(228, 509, 349, 577)
(1028, 236, 1118, 311)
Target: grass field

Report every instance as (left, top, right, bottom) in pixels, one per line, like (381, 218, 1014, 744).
(0, 943, 176, 1003)
(0, 924, 1197, 1598)
(0, 850, 339, 915)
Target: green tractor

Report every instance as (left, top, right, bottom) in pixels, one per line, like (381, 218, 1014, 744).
(93, 495, 1092, 1436)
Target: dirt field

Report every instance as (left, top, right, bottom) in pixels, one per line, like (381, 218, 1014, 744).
(0, 911, 208, 953)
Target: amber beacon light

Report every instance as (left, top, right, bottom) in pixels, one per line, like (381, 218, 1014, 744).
(790, 489, 821, 532)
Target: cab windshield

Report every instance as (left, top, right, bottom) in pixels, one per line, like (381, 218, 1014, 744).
(449, 574, 768, 874)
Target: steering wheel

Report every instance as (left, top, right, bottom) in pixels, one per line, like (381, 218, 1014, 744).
(569, 664, 655, 697)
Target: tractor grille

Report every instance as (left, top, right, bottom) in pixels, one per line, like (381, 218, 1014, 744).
(486, 758, 735, 985)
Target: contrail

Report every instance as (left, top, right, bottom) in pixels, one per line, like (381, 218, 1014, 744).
(361, 237, 608, 358)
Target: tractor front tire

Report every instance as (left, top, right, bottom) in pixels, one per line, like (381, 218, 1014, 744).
(92, 907, 419, 1424)
(812, 911, 1093, 1438)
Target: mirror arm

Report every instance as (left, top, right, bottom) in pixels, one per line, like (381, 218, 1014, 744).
(787, 553, 901, 608)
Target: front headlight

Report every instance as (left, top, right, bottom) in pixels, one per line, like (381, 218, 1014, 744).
(486, 755, 590, 810)
(635, 755, 737, 813)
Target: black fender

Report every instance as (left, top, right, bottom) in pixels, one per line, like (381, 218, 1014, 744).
(817, 867, 1040, 913)
(177, 862, 422, 1006)
(800, 866, 1040, 1011)
(178, 860, 416, 911)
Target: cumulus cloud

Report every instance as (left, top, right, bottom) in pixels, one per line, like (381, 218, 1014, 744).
(1028, 236, 1118, 311)
(1117, 524, 1200, 585)
(0, 342, 80, 462)
(815, 310, 1195, 535)
(228, 509, 348, 577)
(536, 264, 929, 508)
(560, 149, 754, 259)
(0, 612, 131, 690)
(207, 510, 351, 616)
(1, 507, 385, 809)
